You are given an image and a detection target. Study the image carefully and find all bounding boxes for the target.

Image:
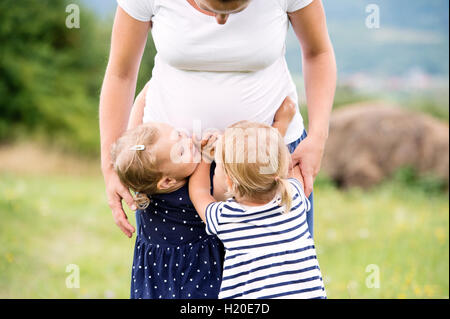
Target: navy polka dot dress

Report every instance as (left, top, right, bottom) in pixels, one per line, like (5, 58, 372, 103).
(130, 162, 225, 299)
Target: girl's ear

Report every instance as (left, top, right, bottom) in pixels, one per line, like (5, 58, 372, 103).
(157, 176, 178, 191)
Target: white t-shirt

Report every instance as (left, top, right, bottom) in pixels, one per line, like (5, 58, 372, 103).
(117, 0, 313, 144)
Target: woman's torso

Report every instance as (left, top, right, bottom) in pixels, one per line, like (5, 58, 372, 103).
(143, 0, 305, 144)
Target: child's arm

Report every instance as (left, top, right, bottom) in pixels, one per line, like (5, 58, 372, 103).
(188, 161, 216, 223)
(127, 82, 149, 130)
(289, 164, 310, 210)
(289, 164, 305, 194)
(272, 96, 297, 137)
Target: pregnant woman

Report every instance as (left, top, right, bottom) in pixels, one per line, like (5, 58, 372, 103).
(99, 0, 336, 298)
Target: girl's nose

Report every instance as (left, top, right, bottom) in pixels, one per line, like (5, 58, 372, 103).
(215, 14, 229, 24)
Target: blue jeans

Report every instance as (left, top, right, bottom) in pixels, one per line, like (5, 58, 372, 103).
(287, 129, 314, 237)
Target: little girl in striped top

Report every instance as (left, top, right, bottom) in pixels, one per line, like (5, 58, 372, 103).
(188, 121, 326, 299)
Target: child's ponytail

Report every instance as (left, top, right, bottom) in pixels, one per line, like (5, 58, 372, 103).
(276, 177, 293, 214)
(134, 192, 151, 210)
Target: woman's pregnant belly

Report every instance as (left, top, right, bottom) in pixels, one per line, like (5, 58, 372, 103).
(144, 55, 304, 144)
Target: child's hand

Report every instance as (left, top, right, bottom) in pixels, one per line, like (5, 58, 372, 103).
(274, 96, 296, 124)
(201, 131, 219, 163)
(193, 130, 220, 163)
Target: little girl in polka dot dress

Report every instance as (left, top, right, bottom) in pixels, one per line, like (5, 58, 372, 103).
(111, 121, 224, 299)
(111, 98, 297, 299)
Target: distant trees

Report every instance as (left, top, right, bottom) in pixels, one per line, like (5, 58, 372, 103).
(0, 0, 156, 155)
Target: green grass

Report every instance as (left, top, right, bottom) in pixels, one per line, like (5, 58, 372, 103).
(0, 172, 135, 298)
(0, 171, 448, 299)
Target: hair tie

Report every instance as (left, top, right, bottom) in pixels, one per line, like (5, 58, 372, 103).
(274, 176, 281, 183)
(130, 144, 145, 151)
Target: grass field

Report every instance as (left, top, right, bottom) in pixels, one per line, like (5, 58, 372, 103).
(0, 148, 448, 298)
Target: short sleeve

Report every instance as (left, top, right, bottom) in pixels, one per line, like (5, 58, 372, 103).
(205, 202, 224, 236)
(286, 0, 314, 13)
(117, 0, 154, 22)
(288, 178, 311, 212)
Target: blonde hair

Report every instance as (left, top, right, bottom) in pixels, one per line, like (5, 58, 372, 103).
(110, 123, 167, 209)
(216, 121, 293, 213)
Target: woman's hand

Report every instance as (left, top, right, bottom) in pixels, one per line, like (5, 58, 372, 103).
(291, 134, 327, 198)
(103, 167, 137, 238)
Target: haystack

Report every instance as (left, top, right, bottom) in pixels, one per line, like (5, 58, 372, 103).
(321, 102, 449, 188)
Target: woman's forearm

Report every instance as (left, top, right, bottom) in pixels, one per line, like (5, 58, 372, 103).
(302, 49, 336, 143)
(289, 0, 337, 145)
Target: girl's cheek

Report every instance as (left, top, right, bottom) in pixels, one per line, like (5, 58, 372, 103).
(214, 166, 223, 179)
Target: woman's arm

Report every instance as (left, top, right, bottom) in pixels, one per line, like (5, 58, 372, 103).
(288, 0, 337, 197)
(127, 82, 149, 130)
(99, 7, 151, 238)
(188, 161, 216, 223)
(272, 96, 296, 137)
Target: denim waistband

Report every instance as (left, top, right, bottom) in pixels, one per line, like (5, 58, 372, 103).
(287, 129, 307, 154)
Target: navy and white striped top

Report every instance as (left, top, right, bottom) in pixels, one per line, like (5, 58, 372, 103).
(205, 178, 326, 299)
